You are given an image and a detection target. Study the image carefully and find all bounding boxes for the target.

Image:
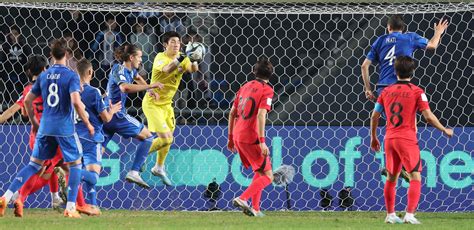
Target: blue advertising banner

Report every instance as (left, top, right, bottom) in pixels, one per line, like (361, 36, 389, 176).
(0, 125, 472, 211)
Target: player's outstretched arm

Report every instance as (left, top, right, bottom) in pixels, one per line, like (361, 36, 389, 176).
(119, 81, 164, 94)
(426, 18, 449, 50)
(421, 109, 453, 137)
(0, 103, 21, 123)
(227, 106, 237, 153)
(71, 92, 94, 136)
(99, 100, 122, 123)
(370, 110, 381, 152)
(24, 92, 40, 132)
(162, 54, 187, 74)
(361, 59, 376, 101)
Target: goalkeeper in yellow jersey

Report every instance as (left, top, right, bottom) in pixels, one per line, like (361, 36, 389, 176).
(143, 31, 199, 185)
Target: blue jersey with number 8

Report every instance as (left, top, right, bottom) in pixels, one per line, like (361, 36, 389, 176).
(366, 32, 428, 86)
(31, 64, 81, 136)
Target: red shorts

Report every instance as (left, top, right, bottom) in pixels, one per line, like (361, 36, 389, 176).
(385, 138, 422, 174)
(234, 141, 272, 172)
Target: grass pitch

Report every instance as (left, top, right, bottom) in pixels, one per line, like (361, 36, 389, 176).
(0, 209, 472, 230)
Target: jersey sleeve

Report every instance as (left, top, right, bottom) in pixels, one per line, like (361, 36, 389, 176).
(16, 87, 30, 107)
(366, 37, 381, 63)
(152, 54, 168, 73)
(181, 56, 192, 70)
(376, 90, 385, 107)
(94, 88, 107, 114)
(416, 88, 430, 112)
(258, 87, 274, 111)
(411, 33, 428, 50)
(232, 89, 240, 109)
(69, 75, 81, 94)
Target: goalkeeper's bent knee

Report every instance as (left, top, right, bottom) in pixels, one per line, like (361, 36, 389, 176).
(149, 137, 174, 153)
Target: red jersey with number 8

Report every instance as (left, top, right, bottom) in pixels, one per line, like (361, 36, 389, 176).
(232, 80, 274, 144)
(377, 81, 430, 141)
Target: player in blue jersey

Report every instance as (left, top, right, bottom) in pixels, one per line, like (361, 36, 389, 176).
(75, 59, 122, 216)
(361, 15, 448, 101)
(0, 38, 94, 218)
(103, 43, 163, 189)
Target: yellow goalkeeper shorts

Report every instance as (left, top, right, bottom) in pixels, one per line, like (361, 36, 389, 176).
(142, 103, 175, 134)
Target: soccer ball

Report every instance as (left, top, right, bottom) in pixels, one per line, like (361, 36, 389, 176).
(185, 42, 206, 62)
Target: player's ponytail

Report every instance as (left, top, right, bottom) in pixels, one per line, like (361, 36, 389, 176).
(24, 55, 48, 82)
(115, 43, 141, 63)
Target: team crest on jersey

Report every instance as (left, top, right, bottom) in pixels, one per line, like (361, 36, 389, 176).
(119, 75, 126, 81)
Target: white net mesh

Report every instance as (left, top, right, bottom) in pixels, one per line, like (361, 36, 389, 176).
(0, 2, 472, 212)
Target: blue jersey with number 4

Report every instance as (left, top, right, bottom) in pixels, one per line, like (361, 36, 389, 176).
(31, 64, 81, 136)
(104, 64, 137, 117)
(367, 32, 428, 86)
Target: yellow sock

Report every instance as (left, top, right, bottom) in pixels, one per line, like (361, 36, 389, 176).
(157, 142, 172, 166)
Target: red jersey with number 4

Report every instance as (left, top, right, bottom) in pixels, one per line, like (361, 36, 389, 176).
(232, 80, 274, 144)
(16, 83, 44, 149)
(377, 81, 430, 141)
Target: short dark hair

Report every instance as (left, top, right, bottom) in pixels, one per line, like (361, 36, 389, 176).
(394, 56, 416, 79)
(24, 55, 48, 80)
(253, 57, 273, 80)
(388, 15, 405, 31)
(76, 58, 92, 78)
(114, 43, 141, 62)
(162, 31, 181, 44)
(50, 38, 69, 60)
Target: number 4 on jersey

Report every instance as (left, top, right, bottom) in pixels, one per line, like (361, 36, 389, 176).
(384, 46, 396, 66)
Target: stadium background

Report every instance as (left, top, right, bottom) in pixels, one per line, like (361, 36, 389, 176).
(0, 1, 472, 213)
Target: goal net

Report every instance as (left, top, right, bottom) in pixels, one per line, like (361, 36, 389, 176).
(0, 2, 472, 212)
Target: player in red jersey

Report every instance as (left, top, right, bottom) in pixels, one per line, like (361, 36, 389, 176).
(227, 57, 274, 217)
(0, 55, 89, 217)
(370, 56, 453, 224)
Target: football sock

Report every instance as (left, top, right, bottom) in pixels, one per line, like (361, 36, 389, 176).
(49, 172, 59, 193)
(82, 171, 99, 206)
(18, 174, 40, 202)
(384, 180, 397, 214)
(407, 180, 421, 213)
(22, 175, 49, 202)
(156, 138, 173, 166)
(66, 164, 82, 210)
(6, 161, 42, 203)
(240, 174, 272, 201)
(81, 170, 99, 185)
(77, 185, 86, 206)
(131, 135, 154, 171)
(251, 173, 263, 212)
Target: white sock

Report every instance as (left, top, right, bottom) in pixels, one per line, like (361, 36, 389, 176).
(66, 202, 76, 211)
(51, 192, 60, 200)
(405, 213, 415, 219)
(4, 190, 14, 203)
(387, 212, 397, 217)
(129, 170, 139, 176)
(154, 165, 164, 172)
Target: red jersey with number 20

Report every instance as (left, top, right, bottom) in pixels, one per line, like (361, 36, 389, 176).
(377, 81, 430, 141)
(232, 79, 274, 144)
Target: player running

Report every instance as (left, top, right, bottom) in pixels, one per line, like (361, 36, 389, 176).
(227, 57, 275, 217)
(370, 56, 453, 224)
(103, 43, 163, 189)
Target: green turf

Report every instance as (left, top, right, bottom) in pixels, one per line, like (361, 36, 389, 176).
(0, 209, 472, 230)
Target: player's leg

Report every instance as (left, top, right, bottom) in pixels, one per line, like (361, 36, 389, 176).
(0, 135, 54, 216)
(79, 141, 102, 216)
(144, 104, 173, 185)
(384, 139, 403, 224)
(126, 125, 154, 189)
(401, 140, 423, 224)
(57, 135, 83, 218)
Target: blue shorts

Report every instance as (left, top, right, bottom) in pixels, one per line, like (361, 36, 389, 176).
(103, 113, 144, 145)
(32, 134, 82, 163)
(80, 138, 102, 166)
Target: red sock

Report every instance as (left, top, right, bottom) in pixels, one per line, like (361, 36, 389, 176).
(49, 173, 59, 193)
(384, 180, 397, 214)
(251, 174, 263, 211)
(18, 174, 41, 202)
(407, 180, 421, 213)
(76, 185, 86, 206)
(240, 174, 272, 201)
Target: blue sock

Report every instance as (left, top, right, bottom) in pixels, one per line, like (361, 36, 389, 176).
(131, 135, 153, 171)
(67, 164, 82, 205)
(81, 170, 99, 185)
(8, 161, 42, 193)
